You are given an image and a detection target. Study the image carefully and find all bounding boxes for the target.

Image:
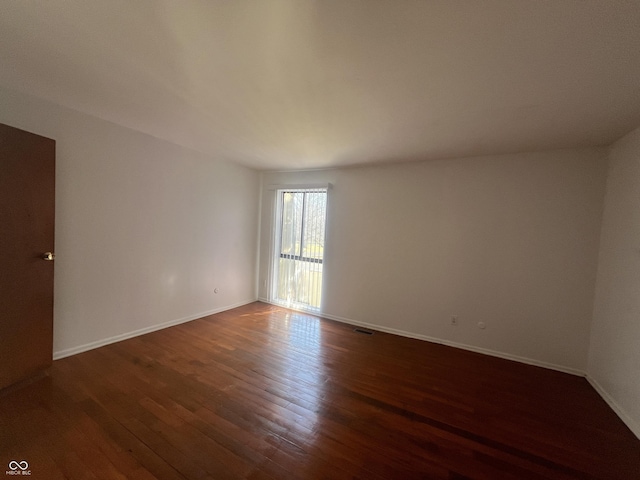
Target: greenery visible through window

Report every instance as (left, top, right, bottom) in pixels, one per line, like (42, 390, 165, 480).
(275, 189, 327, 311)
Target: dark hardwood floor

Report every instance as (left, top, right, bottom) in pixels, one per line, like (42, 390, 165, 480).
(1, 302, 638, 479)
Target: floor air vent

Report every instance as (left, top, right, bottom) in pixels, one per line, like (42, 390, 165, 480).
(354, 328, 374, 335)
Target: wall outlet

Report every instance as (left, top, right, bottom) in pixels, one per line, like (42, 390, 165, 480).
(450, 315, 458, 326)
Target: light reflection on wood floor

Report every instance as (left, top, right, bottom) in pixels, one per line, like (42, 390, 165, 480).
(0, 301, 638, 479)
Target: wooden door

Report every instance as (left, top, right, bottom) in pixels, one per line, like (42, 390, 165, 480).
(0, 122, 55, 390)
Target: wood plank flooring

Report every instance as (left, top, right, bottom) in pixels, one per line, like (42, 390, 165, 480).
(1, 302, 638, 479)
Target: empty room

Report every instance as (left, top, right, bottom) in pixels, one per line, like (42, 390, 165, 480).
(1, 1, 639, 479)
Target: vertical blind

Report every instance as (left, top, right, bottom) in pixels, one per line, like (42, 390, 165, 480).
(275, 188, 327, 311)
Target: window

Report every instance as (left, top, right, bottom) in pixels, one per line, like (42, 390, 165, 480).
(272, 188, 327, 312)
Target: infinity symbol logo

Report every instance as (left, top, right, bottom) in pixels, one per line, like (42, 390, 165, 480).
(8, 461, 28, 471)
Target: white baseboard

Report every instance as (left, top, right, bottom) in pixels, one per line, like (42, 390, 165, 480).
(256, 300, 585, 376)
(52, 299, 257, 360)
(64, 298, 637, 440)
(586, 375, 640, 440)
(259, 301, 640, 440)
(318, 310, 585, 377)
(318, 308, 639, 439)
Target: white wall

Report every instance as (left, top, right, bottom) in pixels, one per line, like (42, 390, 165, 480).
(588, 125, 640, 438)
(0, 86, 259, 358)
(259, 149, 608, 372)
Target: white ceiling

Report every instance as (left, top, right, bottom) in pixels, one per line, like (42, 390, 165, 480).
(1, 1, 640, 170)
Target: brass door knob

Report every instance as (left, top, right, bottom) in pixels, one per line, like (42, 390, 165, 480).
(42, 252, 55, 261)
